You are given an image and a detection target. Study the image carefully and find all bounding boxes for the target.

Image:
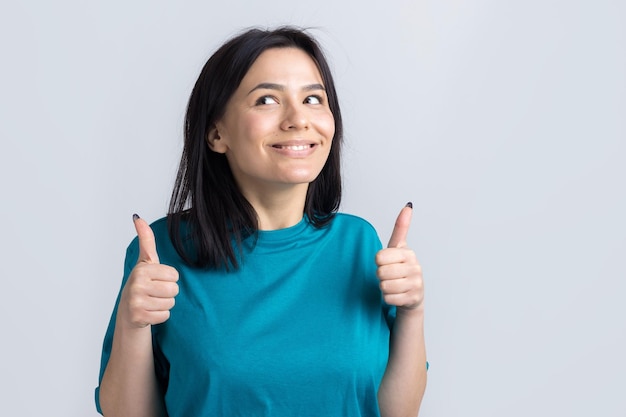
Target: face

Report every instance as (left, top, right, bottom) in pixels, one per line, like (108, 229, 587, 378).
(209, 47, 335, 197)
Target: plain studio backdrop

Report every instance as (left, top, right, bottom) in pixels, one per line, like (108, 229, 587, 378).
(0, 0, 624, 416)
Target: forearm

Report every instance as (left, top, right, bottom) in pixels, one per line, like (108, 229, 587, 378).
(378, 307, 427, 417)
(99, 322, 166, 417)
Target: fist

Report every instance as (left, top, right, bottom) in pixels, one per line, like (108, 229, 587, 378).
(376, 204, 424, 311)
(118, 215, 179, 329)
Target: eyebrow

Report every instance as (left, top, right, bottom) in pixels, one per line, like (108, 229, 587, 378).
(247, 82, 326, 95)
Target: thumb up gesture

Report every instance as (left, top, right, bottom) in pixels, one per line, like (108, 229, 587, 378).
(376, 203, 424, 311)
(117, 215, 179, 329)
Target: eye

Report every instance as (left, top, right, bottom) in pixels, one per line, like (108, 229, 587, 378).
(304, 95, 323, 105)
(255, 95, 278, 105)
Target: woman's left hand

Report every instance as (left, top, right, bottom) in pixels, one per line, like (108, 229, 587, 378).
(375, 204, 424, 311)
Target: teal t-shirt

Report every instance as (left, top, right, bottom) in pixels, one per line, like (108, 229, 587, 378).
(96, 213, 395, 416)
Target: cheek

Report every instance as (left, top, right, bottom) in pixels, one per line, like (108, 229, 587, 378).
(222, 114, 268, 148)
(320, 113, 336, 141)
(240, 114, 276, 140)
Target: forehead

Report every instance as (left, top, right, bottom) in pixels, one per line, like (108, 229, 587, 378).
(240, 47, 324, 86)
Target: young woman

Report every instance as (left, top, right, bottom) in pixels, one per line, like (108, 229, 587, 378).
(96, 27, 427, 417)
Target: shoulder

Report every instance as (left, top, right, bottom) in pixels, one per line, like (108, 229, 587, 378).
(332, 212, 378, 233)
(326, 213, 381, 245)
(148, 216, 169, 237)
(322, 213, 383, 262)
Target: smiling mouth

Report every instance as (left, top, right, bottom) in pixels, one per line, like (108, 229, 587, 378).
(271, 144, 315, 151)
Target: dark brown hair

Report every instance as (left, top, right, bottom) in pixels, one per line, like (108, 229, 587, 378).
(167, 27, 343, 269)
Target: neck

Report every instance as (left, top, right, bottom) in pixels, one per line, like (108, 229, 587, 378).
(241, 183, 309, 230)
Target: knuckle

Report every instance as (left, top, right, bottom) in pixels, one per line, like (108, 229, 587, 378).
(376, 266, 384, 279)
(163, 265, 179, 279)
(162, 311, 171, 322)
(163, 282, 178, 296)
(127, 296, 145, 312)
(415, 277, 424, 291)
(383, 294, 397, 306)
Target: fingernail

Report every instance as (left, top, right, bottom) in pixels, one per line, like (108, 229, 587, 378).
(132, 213, 140, 221)
(406, 202, 413, 209)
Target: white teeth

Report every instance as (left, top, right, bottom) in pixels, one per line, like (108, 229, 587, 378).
(278, 145, 310, 151)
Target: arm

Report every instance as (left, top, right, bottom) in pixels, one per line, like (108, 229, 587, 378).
(99, 324, 166, 417)
(378, 307, 427, 417)
(99, 216, 178, 417)
(376, 204, 427, 417)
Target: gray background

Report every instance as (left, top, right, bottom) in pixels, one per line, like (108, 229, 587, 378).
(1, 0, 624, 416)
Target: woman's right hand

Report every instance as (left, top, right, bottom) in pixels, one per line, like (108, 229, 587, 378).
(99, 215, 174, 417)
(117, 215, 179, 329)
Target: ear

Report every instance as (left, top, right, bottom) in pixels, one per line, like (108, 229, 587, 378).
(207, 124, 228, 154)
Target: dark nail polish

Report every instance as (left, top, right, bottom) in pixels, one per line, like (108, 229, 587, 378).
(133, 213, 140, 221)
(406, 202, 413, 209)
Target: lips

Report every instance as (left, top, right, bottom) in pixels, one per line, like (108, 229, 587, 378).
(271, 144, 314, 151)
(269, 141, 318, 158)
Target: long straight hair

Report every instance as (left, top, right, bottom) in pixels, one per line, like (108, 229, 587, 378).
(167, 27, 343, 269)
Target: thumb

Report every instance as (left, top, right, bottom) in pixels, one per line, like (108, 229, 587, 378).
(387, 202, 413, 248)
(133, 214, 160, 264)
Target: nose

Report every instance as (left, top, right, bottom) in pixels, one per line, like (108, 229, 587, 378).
(280, 101, 309, 131)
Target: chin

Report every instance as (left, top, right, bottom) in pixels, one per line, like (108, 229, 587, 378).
(278, 166, 324, 184)
(279, 177, 318, 186)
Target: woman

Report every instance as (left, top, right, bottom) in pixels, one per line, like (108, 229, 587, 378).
(96, 26, 427, 417)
